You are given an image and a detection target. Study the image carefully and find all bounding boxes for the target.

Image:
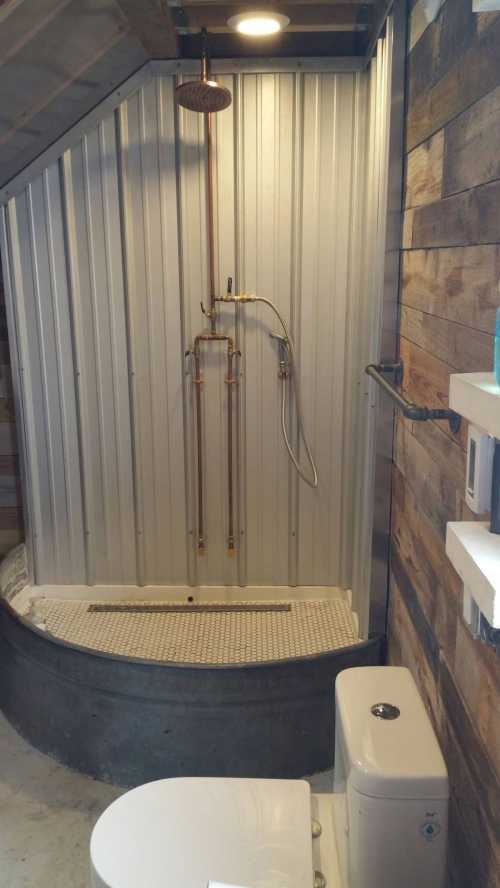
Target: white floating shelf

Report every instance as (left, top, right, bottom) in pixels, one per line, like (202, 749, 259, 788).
(446, 522, 500, 628)
(449, 372, 500, 439)
(473, 1, 500, 11)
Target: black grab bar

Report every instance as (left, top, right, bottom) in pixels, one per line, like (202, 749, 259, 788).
(365, 362, 461, 434)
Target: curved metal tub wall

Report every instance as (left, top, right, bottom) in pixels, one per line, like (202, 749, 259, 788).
(0, 602, 382, 786)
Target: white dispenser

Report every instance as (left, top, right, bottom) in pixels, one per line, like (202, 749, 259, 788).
(333, 666, 448, 888)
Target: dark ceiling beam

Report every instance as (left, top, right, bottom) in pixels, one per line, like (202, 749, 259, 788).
(114, 0, 180, 57)
(365, 0, 392, 60)
(180, 29, 366, 57)
(174, 3, 372, 32)
(177, 0, 376, 6)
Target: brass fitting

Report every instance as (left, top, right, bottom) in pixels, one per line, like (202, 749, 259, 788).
(216, 293, 256, 304)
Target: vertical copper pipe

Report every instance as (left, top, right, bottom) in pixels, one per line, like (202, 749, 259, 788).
(227, 343, 235, 551)
(194, 335, 236, 553)
(193, 343, 204, 550)
(205, 112, 217, 333)
(201, 51, 209, 84)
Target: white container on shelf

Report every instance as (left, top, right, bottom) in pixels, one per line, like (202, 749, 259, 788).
(449, 372, 500, 440)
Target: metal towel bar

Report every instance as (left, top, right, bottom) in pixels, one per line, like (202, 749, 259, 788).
(365, 362, 461, 434)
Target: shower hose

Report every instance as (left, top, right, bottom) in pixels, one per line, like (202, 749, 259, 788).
(252, 297, 319, 489)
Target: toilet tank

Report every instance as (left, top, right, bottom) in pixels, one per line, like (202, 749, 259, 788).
(333, 667, 448, 888)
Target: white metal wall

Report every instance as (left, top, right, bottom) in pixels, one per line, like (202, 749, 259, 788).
(0, 59, 390, 589)
(350, 25, 394, 632)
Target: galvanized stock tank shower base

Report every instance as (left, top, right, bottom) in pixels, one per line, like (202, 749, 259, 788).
(0, 549, 382, 785)
(0, 602, 381, 787)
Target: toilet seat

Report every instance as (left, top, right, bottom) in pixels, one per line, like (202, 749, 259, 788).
(90, 777, 314, 888)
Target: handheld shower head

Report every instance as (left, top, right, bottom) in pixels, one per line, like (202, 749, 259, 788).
(269, 331, 290, 371)
(269, 332, 288, 347)
(175, 28, 232, 114)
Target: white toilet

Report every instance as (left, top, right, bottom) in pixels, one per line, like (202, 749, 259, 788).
(90, 666, 448, 888)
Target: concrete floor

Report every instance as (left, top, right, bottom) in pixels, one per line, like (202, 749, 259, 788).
(0, 710, 334, 887)
(0, 713, 122, 888)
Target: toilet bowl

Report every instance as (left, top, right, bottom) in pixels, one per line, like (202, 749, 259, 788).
(90, 666, 448, 888)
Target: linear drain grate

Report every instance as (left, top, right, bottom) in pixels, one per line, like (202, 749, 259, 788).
(88, 603, 292, 615)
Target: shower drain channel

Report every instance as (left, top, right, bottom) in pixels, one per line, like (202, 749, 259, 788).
(87, 603, 292, 615)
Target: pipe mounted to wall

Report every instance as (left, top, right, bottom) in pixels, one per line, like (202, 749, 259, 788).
(217, 290, 319, 490)
(365, 362, 461, 433)
(191, 334, 238, 552)
(179, 28, 319, 556)
(202, 112, 217, 334)
(177, 31, 237, 553)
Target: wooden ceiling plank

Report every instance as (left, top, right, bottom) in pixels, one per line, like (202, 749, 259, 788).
(114, 0, 180, 57)
(0, 0, 72, 65)
(0, 30, 126, 149)
(0, 0, 26, 25)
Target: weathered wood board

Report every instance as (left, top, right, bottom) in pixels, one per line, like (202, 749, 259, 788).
(401, 246, 500, 334)
(392, 3, 500, 886)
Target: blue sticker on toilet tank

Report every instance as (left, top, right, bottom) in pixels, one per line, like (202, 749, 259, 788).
(420, 821, 441, 841)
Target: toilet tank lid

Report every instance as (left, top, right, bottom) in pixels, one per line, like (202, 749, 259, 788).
(336, 667, 449, 800)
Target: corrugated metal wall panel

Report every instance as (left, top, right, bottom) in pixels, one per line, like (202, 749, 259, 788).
(63, 137, 113, 583)
(1, 63, 391, 590)
(35, 165, 87, 584)
(120, 77, 188, 586)
(339, 72, 370, 591)
(297, 73, 357, 585)
(350, 28, 393, 632)
(237, 73, 296, 586)
(6, 188, 60, 583)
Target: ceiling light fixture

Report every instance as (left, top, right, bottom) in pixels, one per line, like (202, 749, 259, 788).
(227, 10, 290, 37)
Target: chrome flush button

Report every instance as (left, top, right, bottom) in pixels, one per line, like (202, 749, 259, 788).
(371, 702, 401, 720)
(311, 820, 322, 839)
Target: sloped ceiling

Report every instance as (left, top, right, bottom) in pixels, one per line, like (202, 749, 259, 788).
(0, 0, 389, 187)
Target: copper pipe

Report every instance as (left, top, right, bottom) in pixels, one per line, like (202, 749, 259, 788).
(188, 48, 238, 552)
(201, 47, 209, 84)
(205, 112, 217, 333)
(226, 345, 235, 551)
(193, 344, 204, 551)
(193, 334, 237, 553)
(196, 333, 232, 344)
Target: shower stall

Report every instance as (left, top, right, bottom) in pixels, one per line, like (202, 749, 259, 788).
(0, 10, 403, 784)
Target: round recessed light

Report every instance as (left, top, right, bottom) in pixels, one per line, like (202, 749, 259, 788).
(227, 10, 290, 37)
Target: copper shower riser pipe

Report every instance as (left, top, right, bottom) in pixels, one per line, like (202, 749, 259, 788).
(193, 333, 237, 553)
(205, 113, 217, 333)
(193, 346, 205, 551)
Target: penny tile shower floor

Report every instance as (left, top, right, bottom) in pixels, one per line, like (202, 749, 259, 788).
(32, 598, 358, 663)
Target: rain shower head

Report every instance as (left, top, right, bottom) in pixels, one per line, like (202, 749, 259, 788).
(176, 79, 232, 113)
(175, 28, 232, 114)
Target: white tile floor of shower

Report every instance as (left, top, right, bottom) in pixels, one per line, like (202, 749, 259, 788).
(0, 711, 333, 888)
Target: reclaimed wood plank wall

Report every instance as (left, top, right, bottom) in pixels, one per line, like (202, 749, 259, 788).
(0, 266, 23, 557)
(389, 1, 500, 885)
